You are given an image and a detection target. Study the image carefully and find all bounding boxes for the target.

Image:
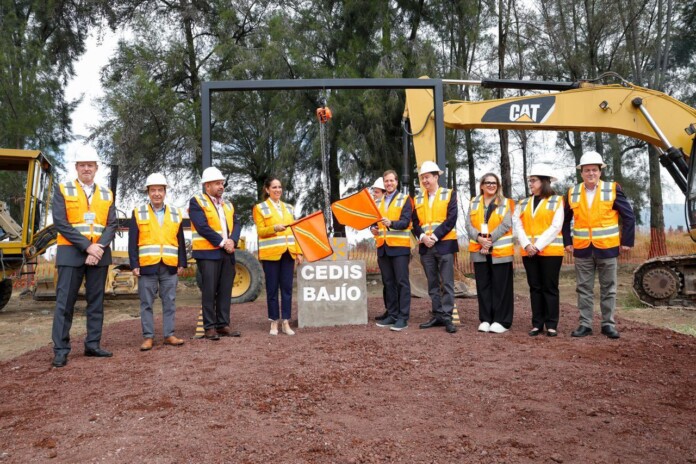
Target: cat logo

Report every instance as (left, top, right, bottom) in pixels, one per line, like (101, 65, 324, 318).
(481, 96, 556, 124)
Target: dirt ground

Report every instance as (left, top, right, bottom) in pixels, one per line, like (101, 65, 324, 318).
(0, 271, 695, 463)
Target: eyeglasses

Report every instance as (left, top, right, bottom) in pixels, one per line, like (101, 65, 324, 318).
(482, 181, 498, 186)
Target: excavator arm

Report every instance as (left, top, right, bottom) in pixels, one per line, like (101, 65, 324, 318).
(405, 77, 696, 308)
(405, 80, 696, 194)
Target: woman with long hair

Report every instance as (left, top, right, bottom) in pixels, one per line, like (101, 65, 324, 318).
(514, 165, 564, 337)
(253, 177, 303, 335)
(465, 173, 515, 334)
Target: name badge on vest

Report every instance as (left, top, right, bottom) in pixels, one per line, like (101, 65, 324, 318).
(84, 211, 96, 225)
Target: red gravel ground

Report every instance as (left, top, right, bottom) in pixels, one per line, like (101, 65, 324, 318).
(1, 295, 695, 463)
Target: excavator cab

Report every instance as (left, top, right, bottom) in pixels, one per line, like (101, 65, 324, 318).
(0, 149, 55, 310)
(686, 134, 696, 242)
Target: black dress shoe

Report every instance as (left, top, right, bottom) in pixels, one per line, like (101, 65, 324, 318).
(445, 321, 457, 333)
(546, 329, 558, 337)
(571, 326, 593, 337)
(84, 347, 113, 357)
(52, 353, 68, 368)
(374, 311, 389, 321)
(601, 325, 620, 339)
(419, 317, 445, 329)
(217, 327, 241, 337)
(528, 328, 543, 336)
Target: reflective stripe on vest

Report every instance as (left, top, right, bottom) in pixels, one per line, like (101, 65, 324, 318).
(519, 195, 564, 257)
(567, 181, 619, 250)
(190, 195, 234, 251)
(254, 200, 300, 260)
(56, 181, 112, 246)
(375, 192, 412, 248)
(414, 188, 456, 241)
(135, 204, 182, 267)
(468, 196, 513, 257)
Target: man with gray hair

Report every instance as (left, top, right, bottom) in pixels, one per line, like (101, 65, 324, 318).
(563, 151, 635, 339)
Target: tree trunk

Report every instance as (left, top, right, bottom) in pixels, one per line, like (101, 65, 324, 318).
(648, 145, 667, 257)
(464, 130, 477, 198)
(183, 1, 202, 173)
(497, 0, 512, 197)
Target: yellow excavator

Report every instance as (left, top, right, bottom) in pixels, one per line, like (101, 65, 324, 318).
(403, 74, 696, 307)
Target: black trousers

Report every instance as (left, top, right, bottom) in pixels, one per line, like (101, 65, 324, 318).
(377, 253, 411, 321)
(52, 265, 109, 354)
(474, 257, 514, 328)
(197, 256, 235, 330)
(522, 255, 563, 330)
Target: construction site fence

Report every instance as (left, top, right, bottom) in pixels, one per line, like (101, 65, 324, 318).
(12, 231, 696, 288)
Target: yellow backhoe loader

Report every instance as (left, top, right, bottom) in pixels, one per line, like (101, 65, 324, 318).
(403, 75, 696, 307)
(0, 149, 56, 310)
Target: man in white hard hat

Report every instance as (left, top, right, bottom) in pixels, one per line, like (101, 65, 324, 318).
(370, 170, 413, 330)
(189, 167, 240, 340)
(50, 152, 117, 367)
(128, 173, 187, 351)
(562, 151, 635, 339)
(412, 161, 458, 334)
(371, 177, 386, 201)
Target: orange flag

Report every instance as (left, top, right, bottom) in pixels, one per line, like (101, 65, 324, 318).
(290, 211, 334, 262)
(331, 188, 382, 230)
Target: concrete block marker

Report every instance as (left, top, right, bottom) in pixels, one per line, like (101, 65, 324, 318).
(297, 260, 367, 328)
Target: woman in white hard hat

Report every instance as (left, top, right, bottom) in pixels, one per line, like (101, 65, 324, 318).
(465, 173, 515, 334)
(514, 165, 565, 337)
(253, 176, 303, 335)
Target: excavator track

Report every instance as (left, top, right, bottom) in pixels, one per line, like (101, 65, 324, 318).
(633, 255, 696, 308)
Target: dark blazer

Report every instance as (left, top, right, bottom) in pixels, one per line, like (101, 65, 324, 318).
(412, 189, 459, 255)
(128, 206, 187, 275)
(52, 184, 117, 267)
(189, 194, 241, 260)
(562, 183, 635, 259)
(376, 194, 413, 258)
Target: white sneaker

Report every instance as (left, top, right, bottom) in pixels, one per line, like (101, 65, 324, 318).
(489, 322, 508, 333)
(478, 322, 490, 332)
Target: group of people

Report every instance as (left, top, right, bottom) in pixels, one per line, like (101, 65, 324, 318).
(369, 151, 635, 341)
(49, 149, 634, 369)
(50, 154, 300, 368)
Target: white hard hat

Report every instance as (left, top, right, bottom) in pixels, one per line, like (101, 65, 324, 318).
(371, 177, 385, 191)
(73, 152, 100, 163)
(577, 151, 606, 169)
(145, 173, 168, 189)
(201, 167, 225, 184)
(418, 161, 444, 176)
(528, 164, 558, 182)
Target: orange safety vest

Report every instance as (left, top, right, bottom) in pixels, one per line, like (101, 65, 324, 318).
(253, 199, 301, 261)
(134, 204, 183, 267)
(56, 181, 113, 246)
(468, 195, 514, 258)
(517, 195, 564, 257)
(414, 187, 457, 242)
(374, 193, 412, 248)
(567, 181, 619, 250)
(190, 194, 235, 251)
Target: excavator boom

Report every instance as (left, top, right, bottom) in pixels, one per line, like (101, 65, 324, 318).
(405, 77, 696, 308)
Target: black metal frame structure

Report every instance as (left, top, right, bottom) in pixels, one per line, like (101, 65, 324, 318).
(200, 78, 447, 185)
